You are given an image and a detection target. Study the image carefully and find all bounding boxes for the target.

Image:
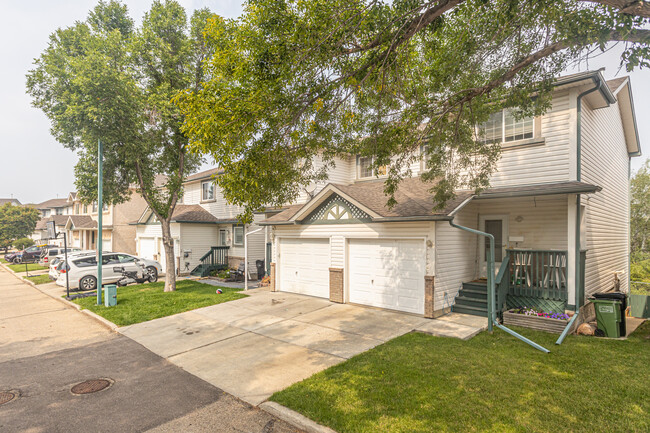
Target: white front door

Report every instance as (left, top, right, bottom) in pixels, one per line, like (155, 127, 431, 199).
(348, 239, 425, 314)
(278, 238, 330, 298)
(480, 215, 508, 277)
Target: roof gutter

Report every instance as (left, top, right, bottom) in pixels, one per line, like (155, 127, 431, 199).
(571, 76, 602, 317)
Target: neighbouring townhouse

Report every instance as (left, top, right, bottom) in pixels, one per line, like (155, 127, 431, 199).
(64, 190, 148, 254)
(261, 70, 641, 322)
(133, 168, 267, 277)
(31, 197, 73, 245)
(32, 190, 148, 253)
(0, 198, 22, 206)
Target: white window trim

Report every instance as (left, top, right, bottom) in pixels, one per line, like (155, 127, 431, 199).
(201, 180, 215, 202)
(356, 155, 388, 180)
(233, 225, 244, 246)
(478, 109, 536, 145)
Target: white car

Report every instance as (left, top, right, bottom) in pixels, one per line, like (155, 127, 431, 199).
(56, 252, 163, 291)
(49, 250, 97, 281)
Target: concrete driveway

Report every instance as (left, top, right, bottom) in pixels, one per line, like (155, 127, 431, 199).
(120, 289, 486, 406)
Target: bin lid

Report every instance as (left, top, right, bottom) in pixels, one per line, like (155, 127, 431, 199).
(592, 292, 626, 300)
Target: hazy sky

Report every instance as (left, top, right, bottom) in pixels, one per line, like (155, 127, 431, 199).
(1, 1, 648, 204)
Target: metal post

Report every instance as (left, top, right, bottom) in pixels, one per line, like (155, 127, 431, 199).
(96, 139, 103, 305)
(64, 230, 70, 298)
(244, 227, 264, 291)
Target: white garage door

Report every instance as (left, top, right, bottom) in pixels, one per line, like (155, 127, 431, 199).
(279, 238, 330, 298)
(349, 239, 425, 314)
(139, 237, 156, 262)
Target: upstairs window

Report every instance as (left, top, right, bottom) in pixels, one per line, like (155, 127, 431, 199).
(357, 156, 388, 179)
(202, 180, 215, 201)
(479, 109, 534, 144)
(92, 201, 98, 212)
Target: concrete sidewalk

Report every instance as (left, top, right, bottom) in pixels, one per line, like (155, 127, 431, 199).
(120, 290, 487, 406)
(0, 266, 300, 433)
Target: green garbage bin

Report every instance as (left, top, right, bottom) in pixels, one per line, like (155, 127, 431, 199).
(591, 298, 621, 338)
(104, 284, 117, 307)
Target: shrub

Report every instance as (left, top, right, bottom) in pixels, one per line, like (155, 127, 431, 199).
(217, 269, 231, 279)
(13, 237, 34, 249)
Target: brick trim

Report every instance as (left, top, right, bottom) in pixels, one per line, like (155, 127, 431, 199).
(270, 263, 276, 292)
(329, 268, 344, 303)
(425, 275, 435, 318)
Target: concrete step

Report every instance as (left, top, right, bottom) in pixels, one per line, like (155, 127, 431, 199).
(453, 304, 488, 317)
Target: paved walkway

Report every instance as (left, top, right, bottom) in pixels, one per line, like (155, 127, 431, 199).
(0, 266, 299, 433)
(120, 290, 487, 405)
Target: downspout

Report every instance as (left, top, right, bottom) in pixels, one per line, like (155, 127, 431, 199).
(449, 220, 550, 353)
(556, 77, 602, 345)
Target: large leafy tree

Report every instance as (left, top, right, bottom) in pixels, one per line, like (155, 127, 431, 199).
(631, 159, 650, 256)
(0, 204, 40, 250)
(178, 0, 650, 217)
(27, 0, 213, 291)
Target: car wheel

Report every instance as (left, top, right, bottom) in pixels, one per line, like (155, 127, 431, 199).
(146, 266, 158, 283)
(12, 257, 22, 264)
(79, 275, 97, 291)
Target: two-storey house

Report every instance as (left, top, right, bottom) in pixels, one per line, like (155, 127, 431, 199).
(133, 168, 267, 276)
(261, 70, 641, 322)
(63, 190, 148, 254)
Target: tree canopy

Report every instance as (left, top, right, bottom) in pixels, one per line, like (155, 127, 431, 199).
(26, 0, 214, 290)
(0, 204, 40, 250)
(177, 0, 650, 217)
(632, 159, 650, 256)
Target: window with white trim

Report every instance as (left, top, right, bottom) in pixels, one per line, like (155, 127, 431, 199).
(478, 109, 534, 144)
(233, 225, 244, 245)
(357, 156, 387, 179)
(202, 180, 215, 201)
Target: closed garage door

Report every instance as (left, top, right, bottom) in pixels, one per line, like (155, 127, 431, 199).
(279, 238, 330, 298)
(139, 238, 156, 262)
(349, 239, 425, 314)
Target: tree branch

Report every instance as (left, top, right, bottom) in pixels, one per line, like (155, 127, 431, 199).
(579, 0, 650, 17)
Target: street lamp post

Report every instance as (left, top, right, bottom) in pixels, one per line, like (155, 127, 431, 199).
(96, 139, 103, 305)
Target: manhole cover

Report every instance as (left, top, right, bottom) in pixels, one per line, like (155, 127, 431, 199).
(71, 379, 112, 395)
(0, 391, 16, 406)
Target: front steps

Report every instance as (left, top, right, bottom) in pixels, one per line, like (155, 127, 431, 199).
(453, 281, 488, 317)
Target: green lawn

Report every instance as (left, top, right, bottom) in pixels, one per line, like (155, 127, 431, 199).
(0, 257, 7, 264)
(271, 322, 650, 433)
(25, 274, 53, 285)
(71, 280, 247, 326)
(8, 263, 48, 272)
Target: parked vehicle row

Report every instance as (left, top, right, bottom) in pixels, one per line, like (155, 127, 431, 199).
(5, 244, 57, 264)
(54, 252, 162, 291)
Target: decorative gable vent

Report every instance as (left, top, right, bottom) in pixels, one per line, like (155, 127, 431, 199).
(305, 194, 371, 223)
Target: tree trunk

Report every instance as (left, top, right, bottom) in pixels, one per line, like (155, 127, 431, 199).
(160, 218, 176, 292)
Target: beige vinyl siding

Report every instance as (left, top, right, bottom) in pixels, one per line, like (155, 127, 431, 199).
(474, 196, 568, 250)
(580, 99, 630, 295)
(489, 90, 574, 187)
(434, 203, 479, 311)
(179, 224, 219, 273)
(330, 235, 346, 268)
(136, 222, 181, 267)
(296, 155, 355, 204)
(183, 180, 243, 220)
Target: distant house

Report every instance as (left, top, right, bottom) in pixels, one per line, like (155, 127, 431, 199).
(261, 70, 641, 320)
(0, 198, 21, 206)
(31, 191, 148, 254)
(133, 168, 267, 277)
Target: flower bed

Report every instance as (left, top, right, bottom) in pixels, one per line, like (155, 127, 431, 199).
(503, 307, 573, 334)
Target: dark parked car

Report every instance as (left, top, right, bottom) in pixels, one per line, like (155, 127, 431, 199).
(5, 244, 57, 264)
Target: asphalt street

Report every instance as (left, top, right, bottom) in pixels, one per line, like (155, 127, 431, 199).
(0, 266, 300, 433)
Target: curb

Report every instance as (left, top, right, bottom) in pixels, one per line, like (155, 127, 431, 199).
(259, 402, 338, 433)
(1, 261, 119, 332)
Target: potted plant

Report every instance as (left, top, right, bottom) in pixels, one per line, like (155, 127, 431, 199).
(503, 307, 574, 333)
